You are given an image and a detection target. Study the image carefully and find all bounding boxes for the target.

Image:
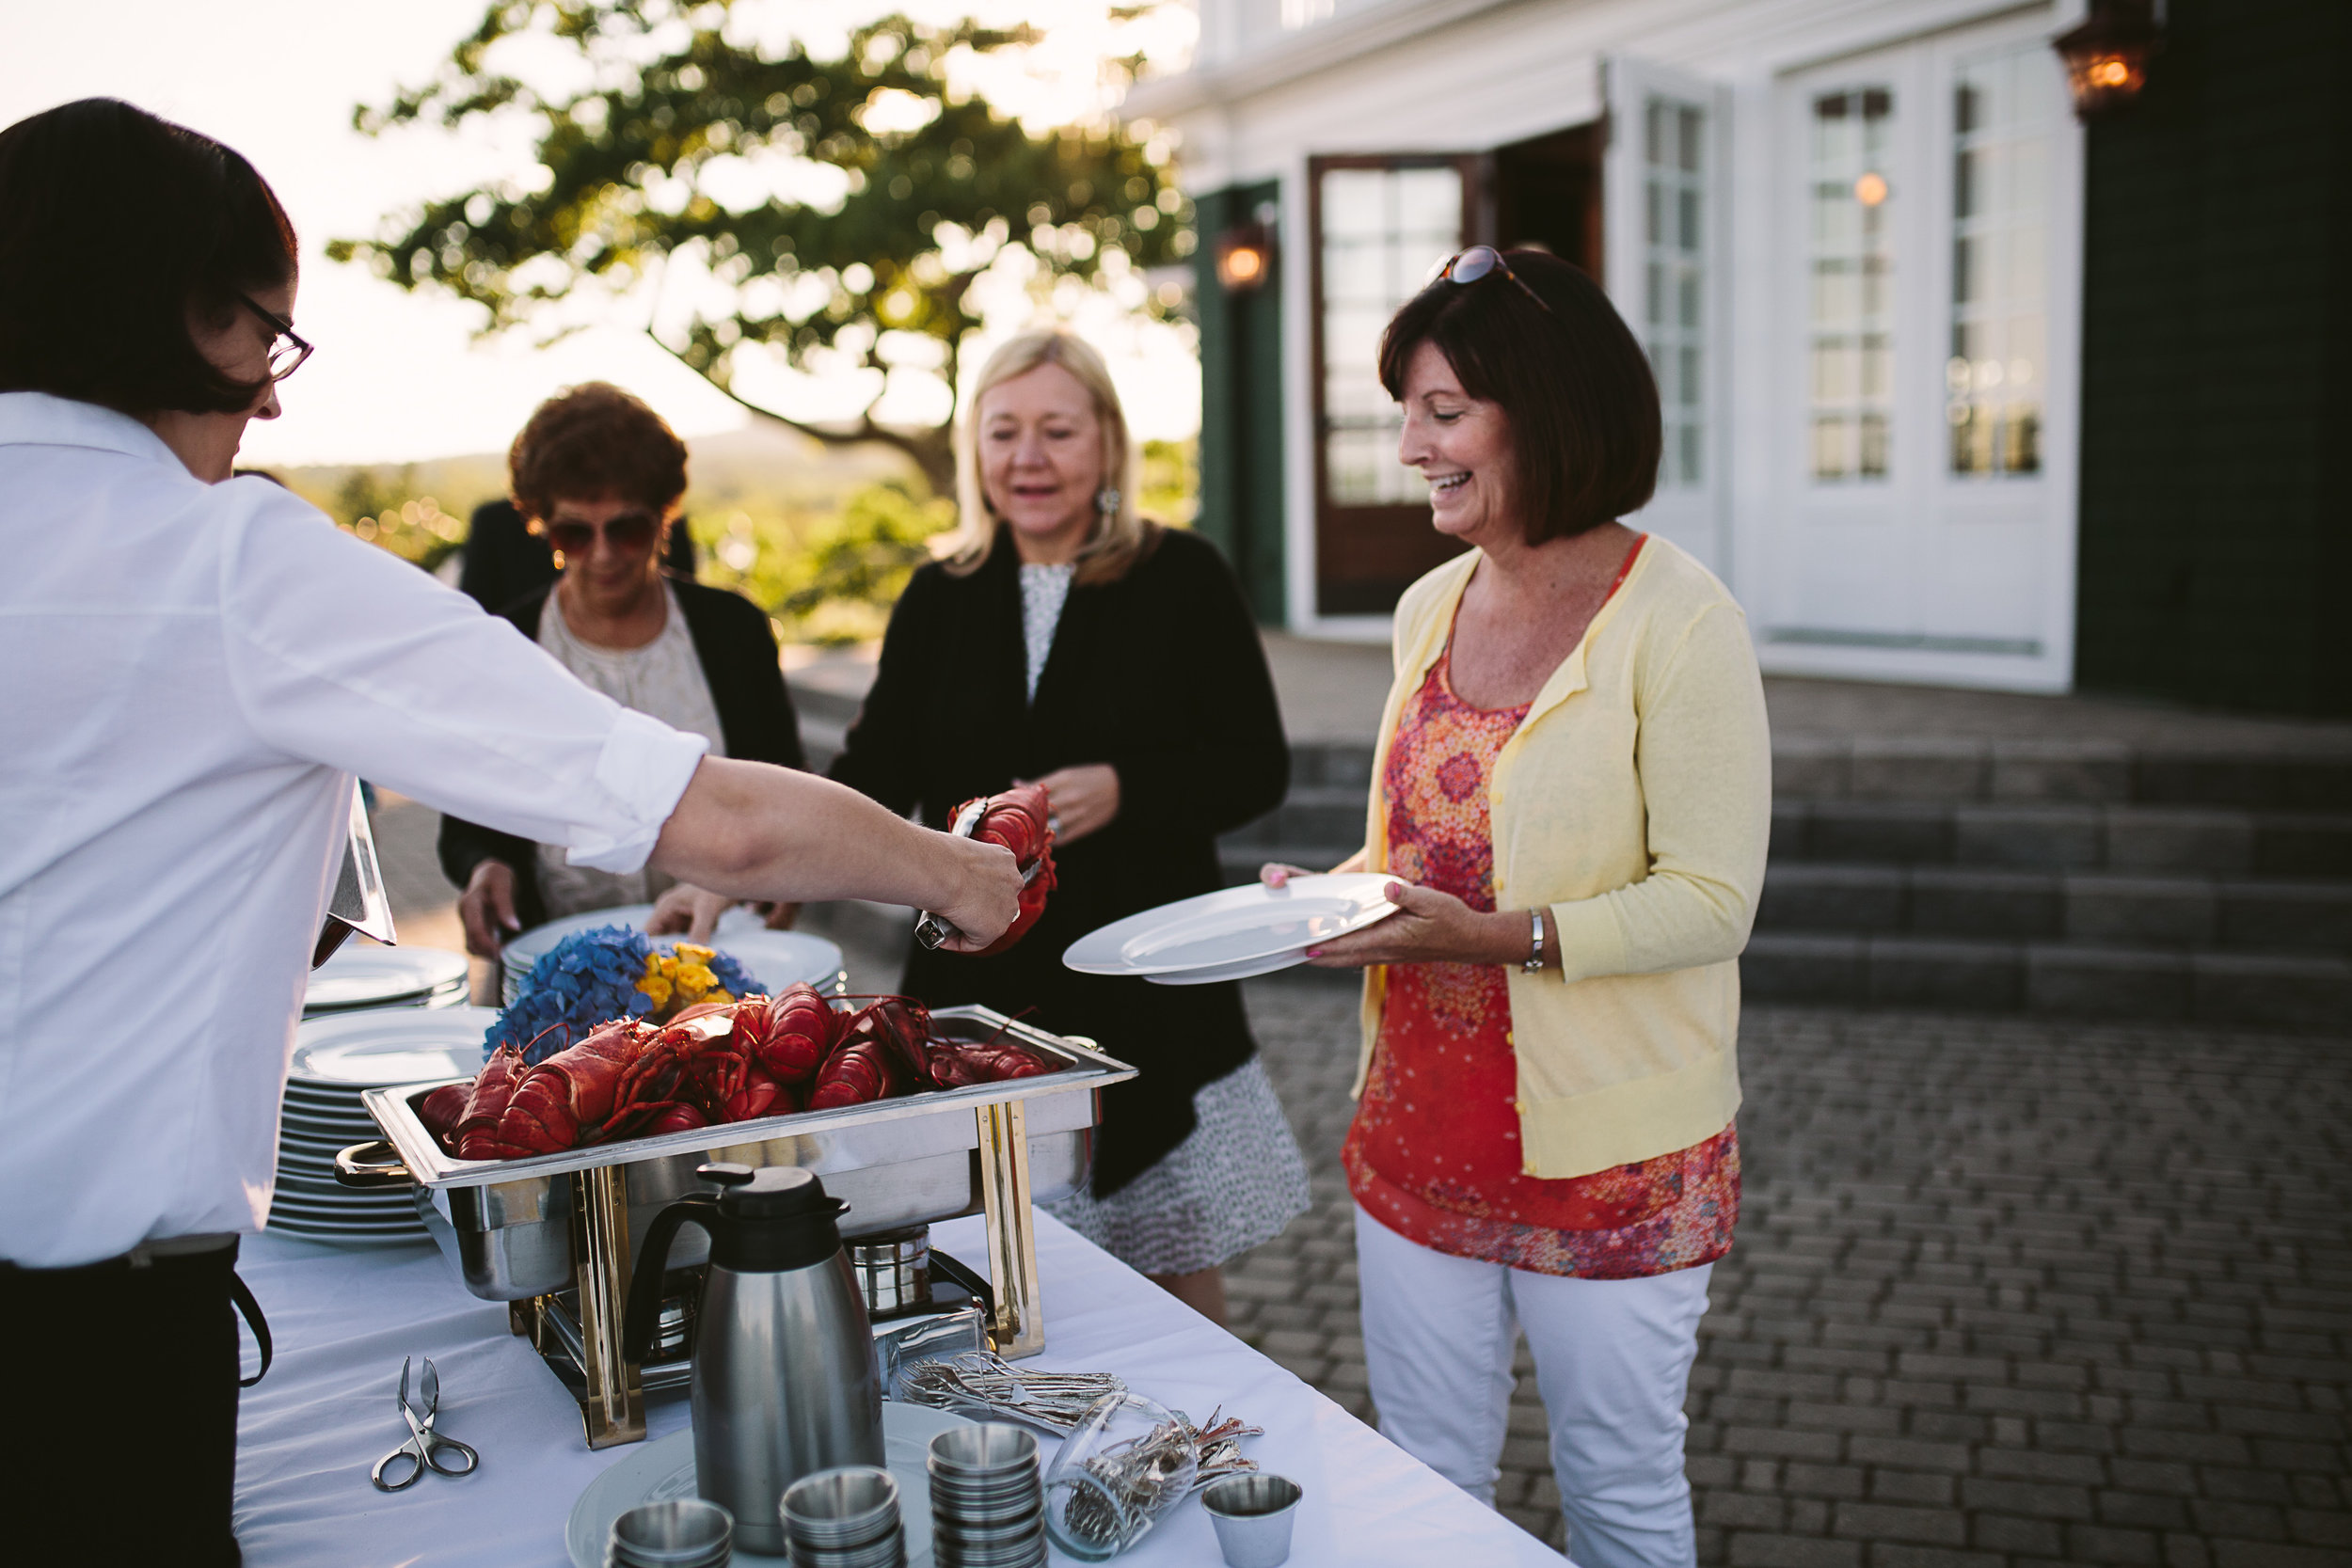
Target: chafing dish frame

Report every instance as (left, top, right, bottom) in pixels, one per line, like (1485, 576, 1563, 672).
(357, 1006, 1134, 1448)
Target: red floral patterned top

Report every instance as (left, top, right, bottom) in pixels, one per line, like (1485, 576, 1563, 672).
(1343, 541, 1740, 1279)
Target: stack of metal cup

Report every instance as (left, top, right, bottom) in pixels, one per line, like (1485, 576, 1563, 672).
(608, 1498, 736, 1568)
(926, 1424, 1046, 1568)
(779, 1467, 906, 1568)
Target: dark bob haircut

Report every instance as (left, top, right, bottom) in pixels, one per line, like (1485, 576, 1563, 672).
(1377, 248, 1661, 543)
(0, 98, 297, 417)
(509, 383, 691, 523)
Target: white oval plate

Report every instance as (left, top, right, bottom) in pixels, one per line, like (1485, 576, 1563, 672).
(1063, 873, 1396, 978)
(501, 905, 844, 1004)
(303, 944, 469, 1014)
(288, 1006, 500, 1088)
(566, 1402, 972, 1568)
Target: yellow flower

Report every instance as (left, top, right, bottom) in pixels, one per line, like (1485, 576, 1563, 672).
(674, 943, 716, 966)
(706, 989, 735, 1006)
(675, 962, 718, 997)
(636, 974, 674, 1007)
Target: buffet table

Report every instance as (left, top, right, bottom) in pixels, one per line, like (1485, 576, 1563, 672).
(232, 1211, 1564, 1566)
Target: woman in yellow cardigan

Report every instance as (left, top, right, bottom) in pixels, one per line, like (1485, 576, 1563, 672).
(1268, 247, 1771, 1566)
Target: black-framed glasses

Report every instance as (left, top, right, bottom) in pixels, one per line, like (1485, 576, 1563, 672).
(1430, 245, 1556, 317)
(237, 292, 314, 382)
(537, 510, 663, 558)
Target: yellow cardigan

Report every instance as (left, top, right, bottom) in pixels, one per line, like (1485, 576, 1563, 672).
(1354, 536, 1772, 1180)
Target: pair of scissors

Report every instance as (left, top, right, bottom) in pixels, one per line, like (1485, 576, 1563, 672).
(370, 1355, 480, 1492)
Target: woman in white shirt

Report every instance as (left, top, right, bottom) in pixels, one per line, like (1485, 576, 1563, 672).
(0, 98, 1019, 1565)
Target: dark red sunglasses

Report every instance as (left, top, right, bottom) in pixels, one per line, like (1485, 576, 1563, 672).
(540, 510, 661, 558)
(1431, 245, 1557, 316)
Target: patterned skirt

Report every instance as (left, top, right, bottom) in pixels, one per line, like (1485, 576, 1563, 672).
(1044, 1056, 1311, 1276)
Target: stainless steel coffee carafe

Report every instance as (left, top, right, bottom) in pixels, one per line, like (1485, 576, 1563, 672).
(623, 1163, 884, 1555)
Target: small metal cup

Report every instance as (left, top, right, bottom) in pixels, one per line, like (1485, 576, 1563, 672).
(609, 1497, 735, 1567)
(1202, 1474, 1302, 1568)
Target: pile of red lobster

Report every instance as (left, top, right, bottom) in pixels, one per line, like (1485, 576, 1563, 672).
(417, 988, 1053, 1163)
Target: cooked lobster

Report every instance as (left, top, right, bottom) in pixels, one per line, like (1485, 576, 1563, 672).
(950, 783, 1057, 958)
(437, 992, 1062, 1161)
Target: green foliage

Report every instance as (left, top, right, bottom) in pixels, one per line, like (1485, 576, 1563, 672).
(695, 479, 950, 645)
(284, 463, 480, 573)
(332, 1, 1192, 487)
(1140, 436, 1196, 527)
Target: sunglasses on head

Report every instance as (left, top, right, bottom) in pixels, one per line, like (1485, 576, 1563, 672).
(1430, 245, 1557, 316)
(540, 510, 662, 558)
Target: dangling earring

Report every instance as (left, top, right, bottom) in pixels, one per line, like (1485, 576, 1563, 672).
(1095, 486, 1120, 516)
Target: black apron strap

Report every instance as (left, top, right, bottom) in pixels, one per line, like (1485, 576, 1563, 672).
(230, 1270, 273, 1386)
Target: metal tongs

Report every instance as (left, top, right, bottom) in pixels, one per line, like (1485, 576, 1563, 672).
(370, 1355, 479, 1492)
(914, 798, 1053, 951)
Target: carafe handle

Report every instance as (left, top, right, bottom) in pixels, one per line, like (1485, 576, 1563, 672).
(621, 1193, 719, 1364)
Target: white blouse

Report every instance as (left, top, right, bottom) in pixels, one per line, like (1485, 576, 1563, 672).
(1019, 562, 1074, 702)
(0, 393, 708, 1267)
(533, 583, 726, 918)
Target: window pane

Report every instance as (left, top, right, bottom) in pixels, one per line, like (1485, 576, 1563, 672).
(1806, 84, 1896, 485)
(1641, 91, 1708, 490)
(1318, 164, 1462, 506)
(1947, 43, 2059, 479)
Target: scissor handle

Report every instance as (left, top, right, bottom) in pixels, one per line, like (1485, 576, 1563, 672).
(423, 1431, 480, 1477)
(372, 1440, 425, 1492)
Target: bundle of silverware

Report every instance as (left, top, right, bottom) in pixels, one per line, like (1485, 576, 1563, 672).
(897, 1351, 1126, 1433)
(1041, 1394, 1264, 1558)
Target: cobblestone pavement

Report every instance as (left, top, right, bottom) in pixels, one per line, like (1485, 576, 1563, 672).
(1229, 974, 2352, 1566)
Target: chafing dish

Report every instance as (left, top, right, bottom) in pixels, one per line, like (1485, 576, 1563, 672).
(343, 1006, 1134, 1447)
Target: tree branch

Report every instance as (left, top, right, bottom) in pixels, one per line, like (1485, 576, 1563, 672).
(644, 329, 954, 492)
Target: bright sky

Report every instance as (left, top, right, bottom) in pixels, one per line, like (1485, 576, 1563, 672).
(0, 0, 1200, 467)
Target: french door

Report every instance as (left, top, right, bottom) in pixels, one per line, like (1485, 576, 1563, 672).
(1759, 17, 2083, 689)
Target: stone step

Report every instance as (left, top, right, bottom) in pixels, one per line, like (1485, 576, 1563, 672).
(1264, 736, 2352, 809)
(1220, 785, 1367, 851)
(1740, 932, 2352, 1031)
(1756, 863, 2352, 953)
(1771, 799, 2352, 876)
(1772, 737, 2352, 808)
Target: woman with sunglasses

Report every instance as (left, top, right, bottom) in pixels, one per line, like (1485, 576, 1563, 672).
(1264, 247, 1771, 1566)
(438, 383, 807, 953)
(0, 100, 1020, 1566)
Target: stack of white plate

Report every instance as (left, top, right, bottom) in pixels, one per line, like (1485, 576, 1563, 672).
(1062, 873, 1399, 985)
(266, 1006, 495, 1246)
(501, 903, 847, 1006)
(304, 943, 469, 1017)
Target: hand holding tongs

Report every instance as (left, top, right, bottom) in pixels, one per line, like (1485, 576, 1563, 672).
(371, 1355, 479, 1492)
(914, 798, 1055, 951)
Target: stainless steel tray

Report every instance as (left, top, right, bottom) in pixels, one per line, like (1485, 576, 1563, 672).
(360, 1007, 1135, 1302)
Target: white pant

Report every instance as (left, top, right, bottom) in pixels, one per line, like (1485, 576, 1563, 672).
(1354, 1204, 1712, 1568)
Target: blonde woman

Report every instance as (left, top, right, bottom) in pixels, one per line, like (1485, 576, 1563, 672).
(830, 330, 1308, 1321)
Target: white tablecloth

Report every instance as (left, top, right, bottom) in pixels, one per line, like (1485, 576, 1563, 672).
(233, 1211, 1562, 1566)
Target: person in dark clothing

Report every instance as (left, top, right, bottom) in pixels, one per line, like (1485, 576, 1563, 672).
(438, 384, 803, 955)
(828, 330, 1308, 1323)
(457, 493, 694, 616)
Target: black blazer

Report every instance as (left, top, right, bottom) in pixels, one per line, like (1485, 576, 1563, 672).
(831, 525, 1291, 1196)
(437, 575, 805, 929)
(456, 498, 694, 616)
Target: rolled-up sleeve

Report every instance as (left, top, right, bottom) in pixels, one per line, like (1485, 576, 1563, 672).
(215, 483, 707, 874)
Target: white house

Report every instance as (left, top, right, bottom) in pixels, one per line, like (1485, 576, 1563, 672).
(1130, 0, 2100, 693)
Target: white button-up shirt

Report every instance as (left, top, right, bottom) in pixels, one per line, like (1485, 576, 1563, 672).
(0, 393, 710, 1267)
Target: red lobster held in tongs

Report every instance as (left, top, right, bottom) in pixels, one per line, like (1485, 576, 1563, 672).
(915, 781, 1057, 957)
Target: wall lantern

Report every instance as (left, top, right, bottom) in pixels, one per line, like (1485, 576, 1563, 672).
(2052, 0, 2165, 119)
(1214, 220, 1277, 293)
